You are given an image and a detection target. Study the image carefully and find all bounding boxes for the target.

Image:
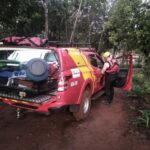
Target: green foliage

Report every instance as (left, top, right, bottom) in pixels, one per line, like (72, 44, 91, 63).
(104, 0, 150, 60)
(0, 0, 44, 37)
(133, 74, 144, 84)
(144, 81, 150, 94)
(0, 0, 149, 61)
(137, 110, 150, 128)
(105, 0, 141, 51)
(131, 84, 144, 97)
(0, 0, 108, 46)
(68, 0, 108, 48)
(133, 64, 142, 68)
(130, 74, 150, 98)
(105, 0, 150, 75)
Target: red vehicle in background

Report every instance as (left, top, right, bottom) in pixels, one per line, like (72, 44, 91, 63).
(0, 37, 132, 120)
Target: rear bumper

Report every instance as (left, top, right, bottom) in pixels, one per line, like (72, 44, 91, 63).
(0, 95, 71, 112)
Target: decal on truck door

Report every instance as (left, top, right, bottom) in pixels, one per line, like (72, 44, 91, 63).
(70, 81, 78, 87)
(71, 68, 80, 78)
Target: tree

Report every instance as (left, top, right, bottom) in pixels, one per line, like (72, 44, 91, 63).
(136, 2, 150, 77)
(105, 0, 141, 51)
(67, 0, 108, 49)
(0, 0, 44, 38)
(42, 0, 49, 38)
(105, 0, 150, 76)
(0, 0, 109, 45)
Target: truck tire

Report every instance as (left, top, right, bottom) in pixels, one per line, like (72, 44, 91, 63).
(73, 87, 91, 121)
(26, 58, 49, 82)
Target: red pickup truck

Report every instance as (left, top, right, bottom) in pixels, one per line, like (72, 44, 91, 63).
(0, 37, 132, 120)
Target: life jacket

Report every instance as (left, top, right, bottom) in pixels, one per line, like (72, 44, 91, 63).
(106, 58, 119, 74)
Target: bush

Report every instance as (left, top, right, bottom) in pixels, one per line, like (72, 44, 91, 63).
(133, 74, 144, 84)
(137, 110, 150, 128)
(133, 64, 142, 68)
(131, 84, 145, 97)
(129, 74, 150, 99)
(129, 74, 150, 132)
(144, 81, 150, 95)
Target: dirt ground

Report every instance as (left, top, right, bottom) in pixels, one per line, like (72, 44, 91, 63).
(0, 90, 150, 150)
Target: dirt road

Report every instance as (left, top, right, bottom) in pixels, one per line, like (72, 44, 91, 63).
(0, 90, 150, 150)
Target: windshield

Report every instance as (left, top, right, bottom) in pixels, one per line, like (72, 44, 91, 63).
(7, 50, 47, 62)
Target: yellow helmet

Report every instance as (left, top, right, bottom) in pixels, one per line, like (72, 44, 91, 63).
(103, 51, 111, 58)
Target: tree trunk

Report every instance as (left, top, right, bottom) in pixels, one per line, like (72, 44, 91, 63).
(43, 0, 49, 39)
(70, 0, 83, 42)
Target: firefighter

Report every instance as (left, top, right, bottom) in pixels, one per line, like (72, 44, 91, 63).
(101, 52, 119, 103)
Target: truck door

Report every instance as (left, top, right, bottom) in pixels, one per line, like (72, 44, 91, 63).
(114, 54, 133, 91)
(88, 54, 104, 92)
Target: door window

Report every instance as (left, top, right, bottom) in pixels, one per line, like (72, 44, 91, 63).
(88, 54, 103, 68)
(44, 52, 58, 63)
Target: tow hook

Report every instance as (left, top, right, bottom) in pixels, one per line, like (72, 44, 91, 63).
(16, 108, 25, 119)
(16, 108, 50, 118)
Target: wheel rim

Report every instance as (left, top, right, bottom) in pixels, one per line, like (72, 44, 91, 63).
(83, 96, 90, 114)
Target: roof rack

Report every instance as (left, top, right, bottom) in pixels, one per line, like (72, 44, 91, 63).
(48, 41, 91, 48)
(0, 36, 48, 47)
(0, 36, 92, 49)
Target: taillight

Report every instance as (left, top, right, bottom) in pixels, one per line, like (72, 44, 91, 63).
(58, 77, 68, 92)
(57, 74, 72, 92)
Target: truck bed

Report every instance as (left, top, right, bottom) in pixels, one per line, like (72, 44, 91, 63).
(0, 86, 52, 104)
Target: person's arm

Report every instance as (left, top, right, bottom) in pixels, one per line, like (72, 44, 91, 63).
(101, 62, 109, 74)
(101, 63, 109, 74)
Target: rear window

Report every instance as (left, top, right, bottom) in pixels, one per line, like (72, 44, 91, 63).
(0, 48, 55, 63)
(8, 50, 44, 62)
(0, 50, 12, 60)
